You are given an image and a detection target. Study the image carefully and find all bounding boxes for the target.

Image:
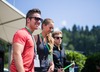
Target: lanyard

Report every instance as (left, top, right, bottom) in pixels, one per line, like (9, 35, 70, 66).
(25, 26, 32, 35)
(25, 26, 37, 54)
(40, 33, 53, 61)
(39, 33, 50, 51)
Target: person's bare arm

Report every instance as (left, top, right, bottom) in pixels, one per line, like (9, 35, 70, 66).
(48, 61, 54, 72)
(12, 43, 25, 72)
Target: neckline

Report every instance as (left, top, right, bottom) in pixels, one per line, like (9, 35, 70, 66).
(25, 26, 33, 35)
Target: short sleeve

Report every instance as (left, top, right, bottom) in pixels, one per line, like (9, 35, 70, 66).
(13, 30, 27, 46)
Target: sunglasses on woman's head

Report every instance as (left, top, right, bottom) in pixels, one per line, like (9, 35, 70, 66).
(54, 37, 63, 39)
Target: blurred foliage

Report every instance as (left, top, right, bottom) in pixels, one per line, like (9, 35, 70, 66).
(62, 25, 100, 56)
(65, 50, 87, 72)
(81, 52, 100, 72)
(0, 39, 8, 52)
(0, 39, 9, 68)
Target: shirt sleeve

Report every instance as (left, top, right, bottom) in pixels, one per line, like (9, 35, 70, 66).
(13, 30, 27, 46)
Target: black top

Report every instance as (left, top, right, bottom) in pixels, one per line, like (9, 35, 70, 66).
(35, 35, 50, 72)
(53, 45, 71, 72)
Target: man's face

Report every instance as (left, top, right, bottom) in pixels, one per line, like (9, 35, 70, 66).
(28, 13, 43, 31)
(54, 34, 63, 45)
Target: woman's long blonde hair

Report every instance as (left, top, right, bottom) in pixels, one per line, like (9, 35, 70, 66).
(47, 33, 54, 54)
(42, 18, 54, 54)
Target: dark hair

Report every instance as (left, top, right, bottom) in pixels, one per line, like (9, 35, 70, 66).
(26, 8, 41, 18)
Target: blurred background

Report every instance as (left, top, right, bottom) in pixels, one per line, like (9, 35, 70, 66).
(0, 0, 100, 72)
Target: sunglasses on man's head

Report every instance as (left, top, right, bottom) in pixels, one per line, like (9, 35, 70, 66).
(54, 37, 63, 39)
(29, 17, 43, 22)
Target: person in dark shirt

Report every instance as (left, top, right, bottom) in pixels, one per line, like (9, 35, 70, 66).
(52, 30, 75, 72)
(34, 18, 54, 72)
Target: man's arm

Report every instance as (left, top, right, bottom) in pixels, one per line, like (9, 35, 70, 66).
(12, 43, 25, 72)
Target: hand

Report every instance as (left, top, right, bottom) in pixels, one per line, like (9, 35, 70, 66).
(71, 61, 75, 68)
(57, 68, 64, 72)
(48, 62, 54, 72)
(48, 66, 54, 72)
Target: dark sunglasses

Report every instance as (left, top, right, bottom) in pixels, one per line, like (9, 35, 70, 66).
(29, 17, 43, 22)
(54, 37, 63, 39)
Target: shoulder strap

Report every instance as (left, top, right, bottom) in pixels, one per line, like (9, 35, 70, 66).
(33, 34, 41, 55)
